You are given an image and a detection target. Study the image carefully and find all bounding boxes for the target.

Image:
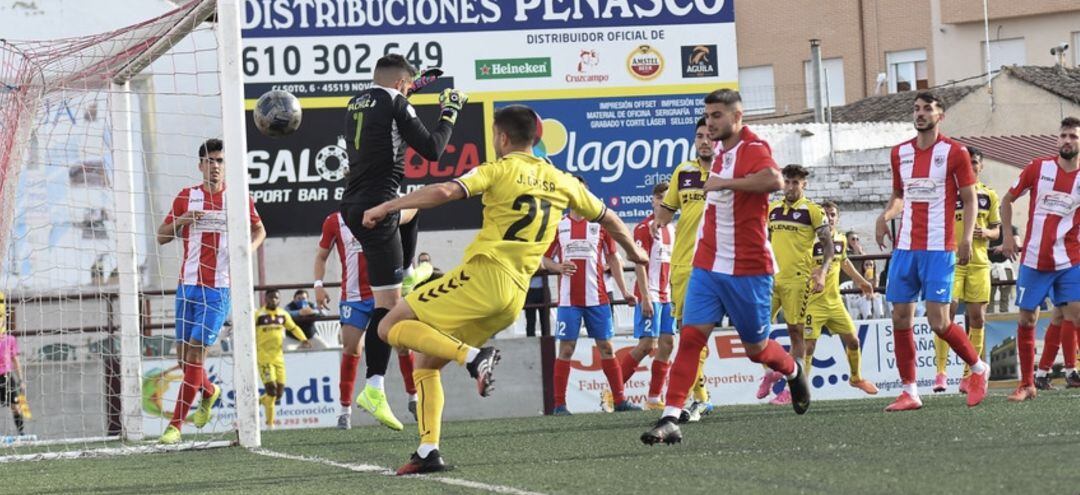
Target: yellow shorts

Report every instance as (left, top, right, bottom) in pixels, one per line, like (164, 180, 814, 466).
(803, 301, 856, 340)
(406, 255, 527, 348)
(259, 361, 286, 385)
(953, 263, 991, 303)
(772, 278, 811, 325)
(670, 264, 692, 320)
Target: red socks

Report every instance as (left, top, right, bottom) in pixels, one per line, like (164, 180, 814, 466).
(170, 363, 203, 430)
(649, 360, 670, 398)
(894, 327, 917, 384)
(663, 327, 709, 410)
(619, 352, 642, 384)
(1018, 325, 1036, 387)
(1039, 323, 1062, 371)
(940, 323, 980, 366)
(747, 339, 795, 376)
(201, 369, 215, 396)
(1063, 321, 1077, 369)
(600, 357, 626, 404)
(553, 358, 571, 408)
(340, 353, 360, 407)
(399, 352, 417, 395)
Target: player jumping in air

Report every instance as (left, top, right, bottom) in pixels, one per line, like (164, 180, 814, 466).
(362, 105, 647, 474)
(875, 92, 989, 412)
(642, 89, 809, 446)
(255, 289, 311, 429)
(999, 117, 1080, 402)
(339, 54, 466, 429)
(931, 146, 1000, 394)
(156, 139, 266, 444)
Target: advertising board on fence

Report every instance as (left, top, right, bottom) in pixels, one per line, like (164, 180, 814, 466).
(242, 0, 739, 234)
(141, 349, 341, 435)
(565, 318, 968, 412)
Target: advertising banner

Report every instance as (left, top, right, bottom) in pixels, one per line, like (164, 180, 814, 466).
(565, 318, 968, 413)
(141, 350, 341, 435)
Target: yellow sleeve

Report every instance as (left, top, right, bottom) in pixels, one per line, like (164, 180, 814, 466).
(566, 175, 606, 222)
(810, 203, 827, 230)
(661, 175, 681, 211)
(282, 312, 308, 342)
(454, 162, 501, 198)
(838, 236, 848, 262)
(987, 188, 1001, 225)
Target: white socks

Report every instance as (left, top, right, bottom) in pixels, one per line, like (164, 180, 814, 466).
(465, 348, 480, 364)
(367, 375, 384, 390)
(903, 382, 919, 397)
(970, 360, 988, 375)
(417, 443, 438, 458)
(662, 406, 682, 419)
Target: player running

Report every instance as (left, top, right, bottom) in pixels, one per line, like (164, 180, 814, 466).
(931, 146, 1000, 394)
(542, 177, 638, 415)
(618, 183, 676, 411)
(339, 54, 466, 427)
(651, 117, 715, 421)
(255, 289, 311, 429)
(362, 105, 647, 474)
(999, 117, 1080, 402)
(642, 89, 809, 446)
(156, 139, 265, 444)
(764, 164, 832, 405)
(875, 92, 989, 412)
(803, 201, 878, 394)
(314, 210, 425, 430)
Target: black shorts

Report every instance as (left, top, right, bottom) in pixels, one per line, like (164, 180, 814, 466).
(341, 202, 404, 289)
(0, 374, 16, 406)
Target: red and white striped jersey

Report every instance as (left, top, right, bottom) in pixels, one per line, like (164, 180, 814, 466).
(546, 215, 615, 307)
(318, 211, 373, 302)
(164, 185, 261, 288)
(1009, 157, 1080, 271)
(890, 136, 976, 251)
(634, 214, 673, 303)
(693, 126, 779, 276)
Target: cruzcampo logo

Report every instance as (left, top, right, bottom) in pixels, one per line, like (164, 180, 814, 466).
(475, 58, 552, 80)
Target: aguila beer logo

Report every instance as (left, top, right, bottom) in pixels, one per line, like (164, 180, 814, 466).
(627, 45, 663, 80)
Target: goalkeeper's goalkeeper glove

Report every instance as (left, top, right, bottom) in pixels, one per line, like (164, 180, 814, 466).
(439, 88, 468, 124)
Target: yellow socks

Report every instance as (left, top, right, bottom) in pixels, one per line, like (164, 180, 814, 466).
(260, 394, 275, 426)
(414, 369, 444, 447)
(963, 327, 985, 377)
(805, 354, 814, 377)
(388, 320, 473, 366)
(690, 346, 710, 402)
(933, 334, 950, 374)
(846, 347, 862, 382)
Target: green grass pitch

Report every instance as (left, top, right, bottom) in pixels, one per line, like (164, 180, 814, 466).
(5, 390, 1079, 494)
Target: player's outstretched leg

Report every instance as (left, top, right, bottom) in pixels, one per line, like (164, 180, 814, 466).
(386, 318, 500, 397)
(642, 326, 708, 444)
(358, 309, 404, 431)
(748, 339, 808, 414)
(396, 367, 451, 475)
(842, 336, 878, 395)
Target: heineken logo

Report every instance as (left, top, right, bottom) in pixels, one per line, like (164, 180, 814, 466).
(475, 58, 552, 80)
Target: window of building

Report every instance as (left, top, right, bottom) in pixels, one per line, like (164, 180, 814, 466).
(804, 57, 845, 109)
(886, 49, 928, 93)
(982, 37, 1026, 72)
(1073, 32, 1080, 66)
(738, 65, 775, 115)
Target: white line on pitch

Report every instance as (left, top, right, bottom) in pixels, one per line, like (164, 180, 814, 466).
(250, 447, 547, 495)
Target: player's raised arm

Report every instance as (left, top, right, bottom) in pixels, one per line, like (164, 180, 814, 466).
(596, 210, 648, 265)
(362, 182, 466, 228)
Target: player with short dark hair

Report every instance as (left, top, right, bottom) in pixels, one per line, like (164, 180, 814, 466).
(338, 54, 468, 427)
(642, 89, 809, 445)
(155, 138, 265, 444)
(361, 104, 648, 474)
(875, 92, 988, 412)
(255, 289, 310, 429)
(1000, 117, 1080, 401)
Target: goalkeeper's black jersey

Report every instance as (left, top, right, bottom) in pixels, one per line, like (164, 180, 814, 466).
(341, 85, 453, 205)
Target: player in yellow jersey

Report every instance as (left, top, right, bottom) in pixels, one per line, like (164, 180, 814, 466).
(803, 201, 879, 395)
(652, 117, 714, 422)
(255, 289, 311, 429)
(932, 147, 1000, 393)
(763, 164, 833, 405)
(361, 105, 648, 474)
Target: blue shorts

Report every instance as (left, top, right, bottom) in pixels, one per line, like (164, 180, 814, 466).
(556, 305, 613, 341)
(339, 299, 375, 330)
(885, 249, 955, 304)
(175, 285, 231, 346)
(1016, 264, 1080, 311)
(682, 268, 773, 345)
(634, 302, 676, 339)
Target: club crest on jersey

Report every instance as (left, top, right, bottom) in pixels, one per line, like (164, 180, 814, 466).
(933, 155, 946, 168)
(793, 211, 802, 219)
(589, 224, 600, 235)
(723, 153, 734, 168)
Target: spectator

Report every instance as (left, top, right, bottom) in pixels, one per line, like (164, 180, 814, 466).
(523, 272, 552, 337)
(416, 252, 432, 266)
(988, 225, 1020, 313)
(285, 290, 327, 348)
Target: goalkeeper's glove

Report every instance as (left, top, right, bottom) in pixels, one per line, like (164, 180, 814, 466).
(439, 88, 468, 124)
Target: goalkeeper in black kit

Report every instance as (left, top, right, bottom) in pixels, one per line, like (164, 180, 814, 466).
(337, 53, 467, 429)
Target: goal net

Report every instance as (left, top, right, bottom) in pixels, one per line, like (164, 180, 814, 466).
(0, 0, 258, 459)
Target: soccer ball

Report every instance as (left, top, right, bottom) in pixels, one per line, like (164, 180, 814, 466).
(253, 90, 302, 137)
